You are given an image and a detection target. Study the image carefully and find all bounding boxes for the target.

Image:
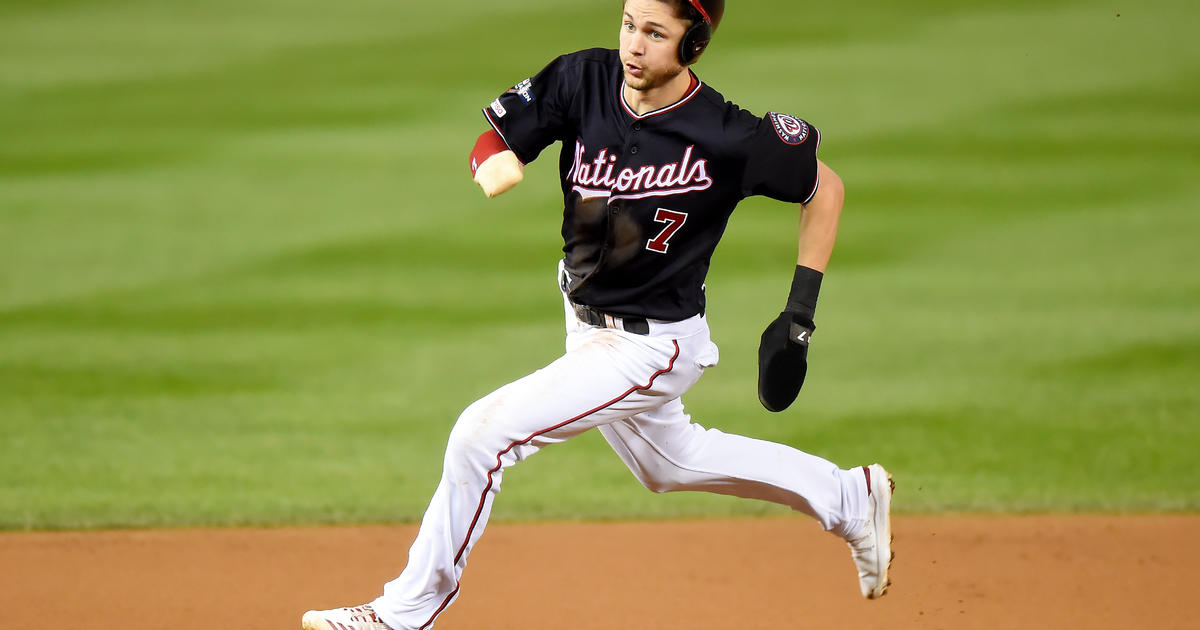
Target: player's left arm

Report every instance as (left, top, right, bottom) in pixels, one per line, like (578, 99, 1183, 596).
(796, 160, 845, 272)
(757, 159, 844, 412)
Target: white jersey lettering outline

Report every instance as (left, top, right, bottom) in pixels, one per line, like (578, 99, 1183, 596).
(568, 141, 713, 200)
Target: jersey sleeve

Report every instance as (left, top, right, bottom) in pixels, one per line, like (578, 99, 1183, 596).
(481, 54, 579, 165)
(741, 111, 821, 204)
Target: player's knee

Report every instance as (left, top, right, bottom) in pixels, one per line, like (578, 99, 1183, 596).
(633, 466, 688, 494)
(627, 438, 711, 494)
(640, 477, 684, 493)
(445, 400, 508, 463)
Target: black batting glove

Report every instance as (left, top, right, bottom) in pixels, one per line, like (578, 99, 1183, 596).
(757, 265, 822, 412)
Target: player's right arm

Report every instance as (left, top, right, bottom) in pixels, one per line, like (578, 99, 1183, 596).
(467, 53, 584, 197)
(470, 129, 524, 198)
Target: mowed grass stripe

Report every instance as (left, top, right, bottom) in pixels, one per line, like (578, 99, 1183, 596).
(0, 0, 1197, 528)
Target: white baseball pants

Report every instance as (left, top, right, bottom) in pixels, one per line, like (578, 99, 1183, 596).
(372, 266, 870, 630)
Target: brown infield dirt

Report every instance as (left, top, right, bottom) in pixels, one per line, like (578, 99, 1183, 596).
(3, 516, 1198, 629)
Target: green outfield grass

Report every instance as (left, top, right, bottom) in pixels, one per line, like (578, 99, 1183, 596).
(1, 0, 1197, 529)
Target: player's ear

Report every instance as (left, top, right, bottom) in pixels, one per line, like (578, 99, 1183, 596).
(677, 14, 712, 64)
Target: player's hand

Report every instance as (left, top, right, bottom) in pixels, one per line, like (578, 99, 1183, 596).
(473, 150, 524, 198)
(757, 311, 815, 412)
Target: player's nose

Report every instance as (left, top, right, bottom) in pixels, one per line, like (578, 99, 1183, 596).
(623, 36, 644, 56)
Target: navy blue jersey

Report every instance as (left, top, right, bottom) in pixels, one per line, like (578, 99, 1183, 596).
(483, 48, 820, 321)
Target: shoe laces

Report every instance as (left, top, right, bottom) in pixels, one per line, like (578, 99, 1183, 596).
(343, 606, 384, 624)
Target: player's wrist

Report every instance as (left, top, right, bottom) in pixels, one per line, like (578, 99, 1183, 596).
(473, 151, 525, 198)
(784, 265, 822, 324)
(470, 129, 510, 176)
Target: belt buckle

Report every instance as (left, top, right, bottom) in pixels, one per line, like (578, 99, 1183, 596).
(573, 303, 600, 328)
(573, 302, 646, 335)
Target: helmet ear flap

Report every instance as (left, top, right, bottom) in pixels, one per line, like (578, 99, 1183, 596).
(678, 20, 712, 65)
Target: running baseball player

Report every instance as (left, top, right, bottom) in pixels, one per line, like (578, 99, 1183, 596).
(303, 1, 892, 628)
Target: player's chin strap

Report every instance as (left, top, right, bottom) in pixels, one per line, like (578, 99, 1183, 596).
(757, 265, 822, 412)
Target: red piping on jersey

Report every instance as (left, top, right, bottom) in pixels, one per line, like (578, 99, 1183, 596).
(801, 127, 823, 205)
(481, 107, 525, 165)
(418, 340, 683, 630)
(618, 72, 703, 120)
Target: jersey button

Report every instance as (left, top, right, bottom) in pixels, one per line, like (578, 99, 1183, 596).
(632, 122, 642, 131)
(630, 145, 639, 154)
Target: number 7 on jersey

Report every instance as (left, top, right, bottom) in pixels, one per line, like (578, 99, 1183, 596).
(646, 208, 688, 253)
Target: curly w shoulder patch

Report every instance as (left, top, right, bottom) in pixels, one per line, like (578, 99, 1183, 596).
(768, 112, 810, 145)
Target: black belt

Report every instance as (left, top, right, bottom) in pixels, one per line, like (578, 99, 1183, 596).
(572, 302, 650, 335)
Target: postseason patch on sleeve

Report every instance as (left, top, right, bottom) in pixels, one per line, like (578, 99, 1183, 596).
(767, 112, 809, 145)
(507, 78, 534, 103)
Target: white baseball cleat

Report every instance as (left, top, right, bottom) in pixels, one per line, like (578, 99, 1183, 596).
(847, 463, 894, 599)
(301, 604, 394, 630)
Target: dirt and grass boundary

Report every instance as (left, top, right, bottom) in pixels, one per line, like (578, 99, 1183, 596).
(4, 515, 1196, 629)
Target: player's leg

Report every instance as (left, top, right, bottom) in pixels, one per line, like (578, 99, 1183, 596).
(367, 325, 708, 630)
(599, 401, 893, 597)
(599, 399, 869, 537)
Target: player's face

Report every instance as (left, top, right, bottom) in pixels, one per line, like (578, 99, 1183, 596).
(620, 0, 689, 91)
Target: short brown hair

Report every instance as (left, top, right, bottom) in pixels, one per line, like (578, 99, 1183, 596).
(624, 0, 702, 26)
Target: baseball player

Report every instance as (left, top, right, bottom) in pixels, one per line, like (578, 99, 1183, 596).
(303, 1, 892, 628)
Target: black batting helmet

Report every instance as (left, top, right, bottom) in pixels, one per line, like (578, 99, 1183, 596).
(679, 0, 725, 64)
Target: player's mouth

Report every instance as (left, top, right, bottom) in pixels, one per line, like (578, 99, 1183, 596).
(625, 63, 643, 78)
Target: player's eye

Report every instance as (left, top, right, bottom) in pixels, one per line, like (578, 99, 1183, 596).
(651, 31, 664, 40)
(623, 21, 634, 31)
